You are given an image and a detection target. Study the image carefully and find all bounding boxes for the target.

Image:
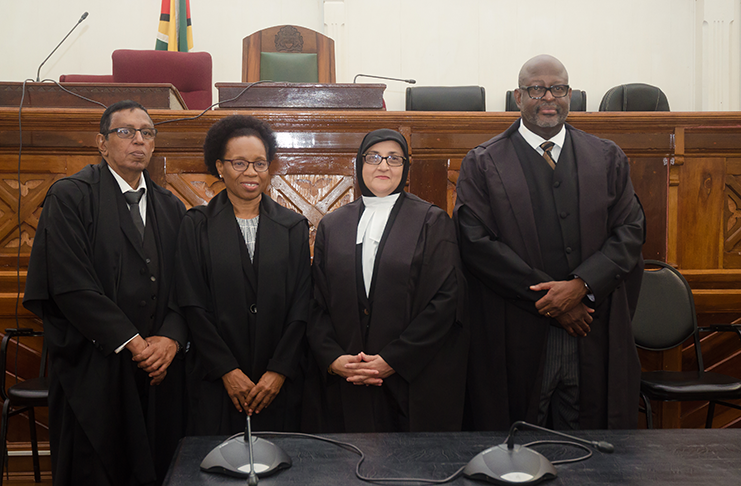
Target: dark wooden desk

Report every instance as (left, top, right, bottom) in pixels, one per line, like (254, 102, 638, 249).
(163, 429, 741, 485)
(216, 82, 386, 109)
(0, 82, 187, 110)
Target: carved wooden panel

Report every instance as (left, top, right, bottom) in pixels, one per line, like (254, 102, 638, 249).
(725, 158, 741, 268)
(0, 173, 62, 256)
(165, 172, 224, 208)
(270, 174, 354, 250)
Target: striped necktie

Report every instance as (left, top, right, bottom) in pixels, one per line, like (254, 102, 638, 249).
(540, 141, 556, 170)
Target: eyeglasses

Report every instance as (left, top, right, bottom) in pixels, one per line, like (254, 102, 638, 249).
(222, 159, 270, 173)
(106, 127, 158, 140)
(519, 85, 570, 99)
(363, 154, 406, 167)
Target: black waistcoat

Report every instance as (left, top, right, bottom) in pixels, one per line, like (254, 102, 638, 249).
(511, 131, 582, 280)
(116, 193, 161, 336)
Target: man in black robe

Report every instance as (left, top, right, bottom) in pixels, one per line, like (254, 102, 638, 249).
(454, 55, 645, 430)
(24, 100, 187, 485)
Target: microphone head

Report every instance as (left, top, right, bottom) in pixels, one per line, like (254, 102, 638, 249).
(81, 12, 89, 21)
(407, 79, 417, 84)
(595, 441, 615, 453)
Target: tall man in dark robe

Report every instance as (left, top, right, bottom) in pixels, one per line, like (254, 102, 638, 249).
(454, 55, 645, 431)
(24, 100, 187, 485)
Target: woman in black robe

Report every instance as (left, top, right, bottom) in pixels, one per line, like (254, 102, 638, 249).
(175, 115, 310, 434)
(304, 129, 469, 433)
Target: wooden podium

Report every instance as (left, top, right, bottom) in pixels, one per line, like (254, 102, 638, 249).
(0, 82, 188, 110)
(215, 82, 386, 110)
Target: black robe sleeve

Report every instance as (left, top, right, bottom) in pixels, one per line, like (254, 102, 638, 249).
(570, 146, 645, 304)
(455, 149, 552, 317)
(264, 219, 311, 380)
(307, 220, 348, 372)
(378, 208, 462, 383)
(24, 181, 139, 355)
(175, 212, 241, 381)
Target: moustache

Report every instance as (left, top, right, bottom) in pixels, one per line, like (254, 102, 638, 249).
(536, 103, 561, 113)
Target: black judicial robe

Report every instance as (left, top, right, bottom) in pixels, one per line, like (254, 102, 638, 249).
(23, 162, 186, 485)
(175, 191, 310, 434)
(454, 121, 644, 430)
(305, 192, 469, 432)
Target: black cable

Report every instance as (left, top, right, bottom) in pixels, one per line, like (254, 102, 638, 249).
(522, 439, 593, 465)
(12, 79, 34, 388)
(39, 78, 107, 108)
(221, 430, 600, 484)
(153, 80, 275, 126)
(15, 79, 30, 333)
(252, 431, 465, 484)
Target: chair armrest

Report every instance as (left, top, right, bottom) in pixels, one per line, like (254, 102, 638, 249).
(4, 328, 40, 337)
(698, 324, 741, 332)
(698, 324, 741, 342)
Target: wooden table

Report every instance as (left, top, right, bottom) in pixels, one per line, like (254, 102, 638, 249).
(163, 429, 741, 485)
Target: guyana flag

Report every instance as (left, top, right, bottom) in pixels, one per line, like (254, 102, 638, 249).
(155, 0, 193, 52)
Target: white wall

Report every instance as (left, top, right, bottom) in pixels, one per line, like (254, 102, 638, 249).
(2, 0, 738, 111)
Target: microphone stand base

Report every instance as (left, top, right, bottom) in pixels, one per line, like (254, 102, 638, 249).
(463, 444, 557, 485)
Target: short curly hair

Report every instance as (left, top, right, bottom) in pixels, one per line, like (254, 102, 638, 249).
(203, 115, 277, 177)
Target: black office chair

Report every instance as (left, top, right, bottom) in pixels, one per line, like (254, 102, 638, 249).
(405, 86, 486, 111)
(0, 328, 49, 484)
(632, 260, 741, 428)
(599, 83, 670, 111)
(504, 89, 587, 111)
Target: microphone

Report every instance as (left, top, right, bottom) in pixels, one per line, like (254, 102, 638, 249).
(36, 12, 89, 82)
(246, 415, 258, 486)
(353, 74, 416, 84)
(200, 415, 292, 479)
(463, 421, 614, 484)
(506, 421, 614, 453)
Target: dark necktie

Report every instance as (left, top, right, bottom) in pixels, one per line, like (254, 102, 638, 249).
(540, 141, 556, 170)
(124, 188, 145, 240)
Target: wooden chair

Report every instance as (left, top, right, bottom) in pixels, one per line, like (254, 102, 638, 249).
(242, 25, 336, 83)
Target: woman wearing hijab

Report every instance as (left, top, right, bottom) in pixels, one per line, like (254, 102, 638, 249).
(175, 115, 310, 434)
(304, 129, 469, 433)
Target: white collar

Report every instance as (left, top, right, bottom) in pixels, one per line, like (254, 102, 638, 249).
(518, 119, 566, 155)
(107, 164, 146, 194)
(356, 193, 400, 297)
(356, 194, 400, 244)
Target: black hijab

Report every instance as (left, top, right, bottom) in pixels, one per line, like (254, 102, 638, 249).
(356, 129, 410, 197)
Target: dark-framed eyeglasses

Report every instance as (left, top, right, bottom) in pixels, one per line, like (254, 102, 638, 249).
(106, 127, 158, 140)
(222, 159, 270, 173)
(363, 153, 406, 167)
(519, 85, 570, 100)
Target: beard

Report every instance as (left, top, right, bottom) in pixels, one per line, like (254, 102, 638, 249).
(523, 103, 569, 129)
